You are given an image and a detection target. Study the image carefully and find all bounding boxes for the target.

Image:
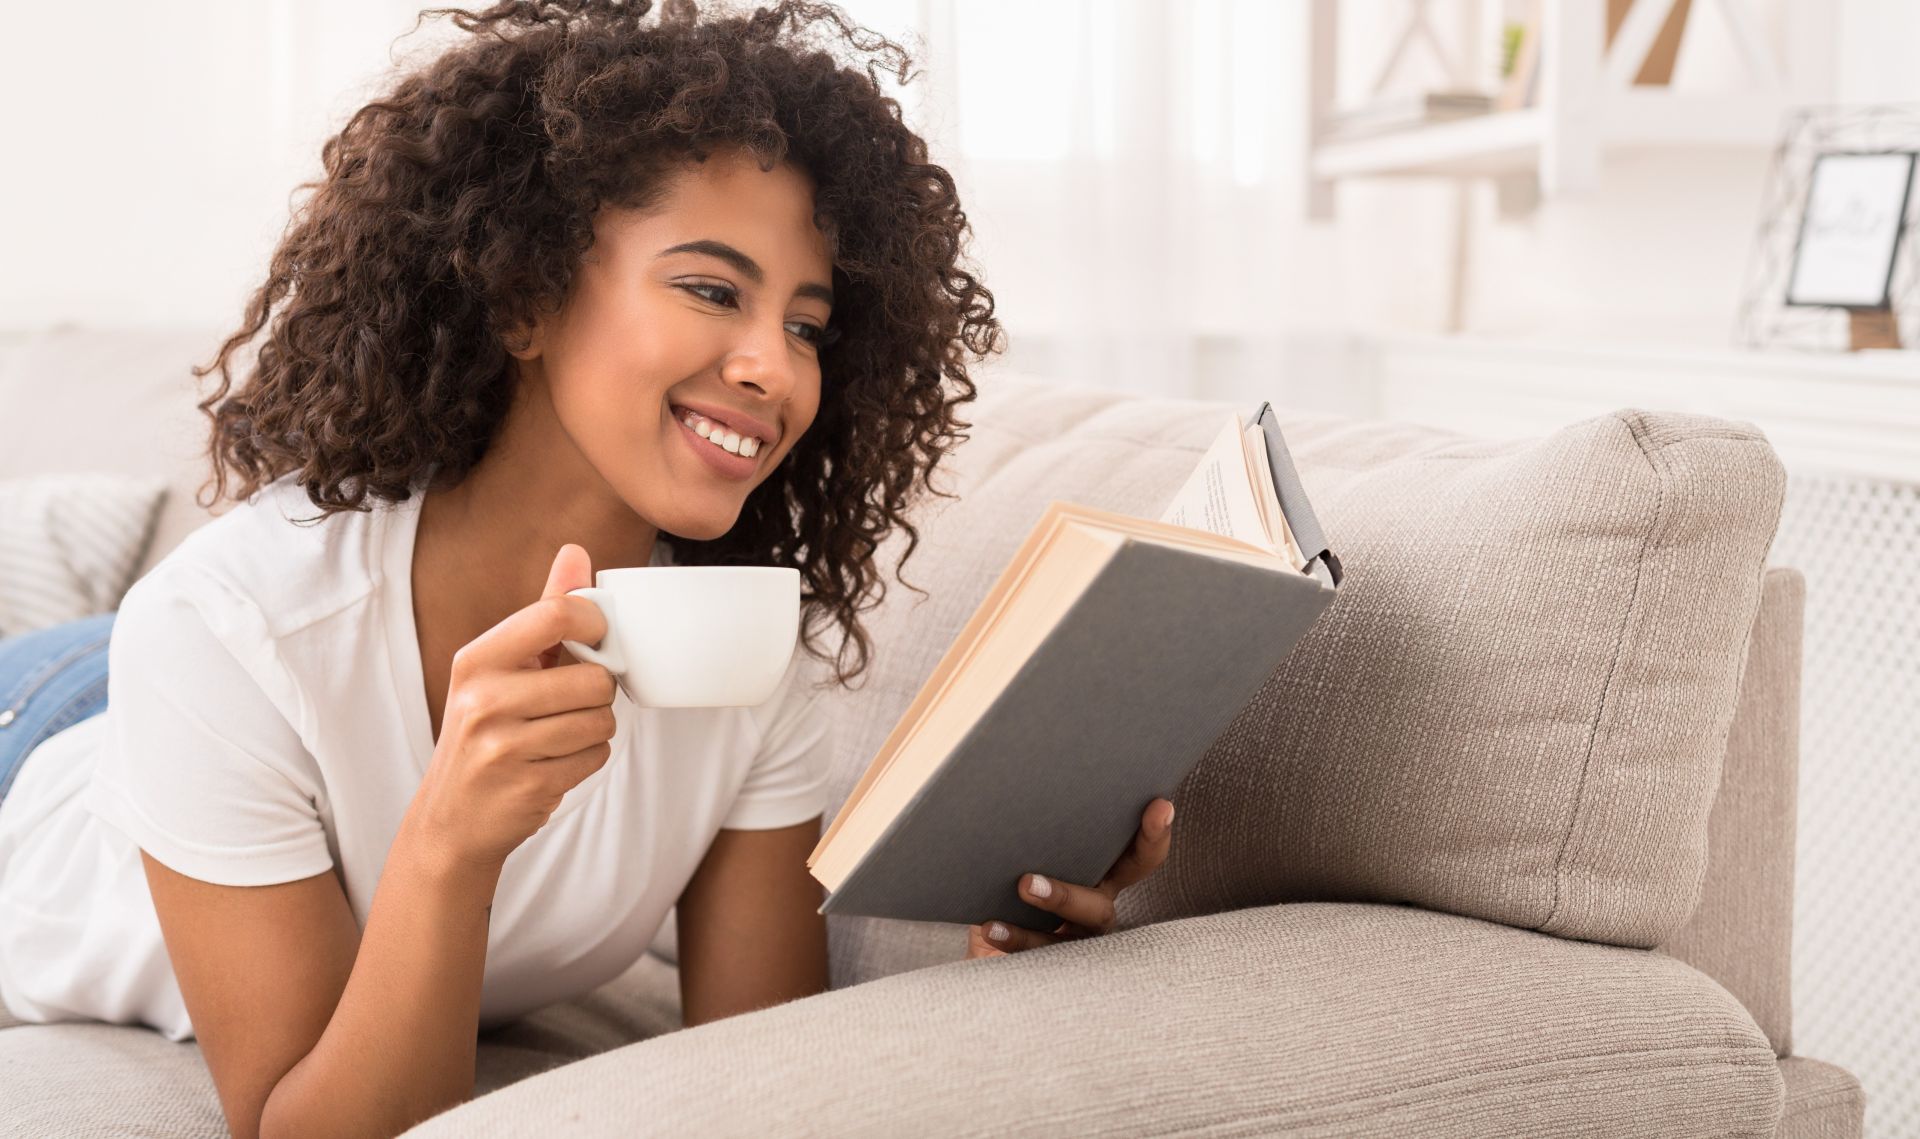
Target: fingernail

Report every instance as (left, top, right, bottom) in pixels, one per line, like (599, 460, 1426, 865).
(1163, 804, 1176, 829)
(988, 922, 1009, 942)
(1027, 874, 1052, 899)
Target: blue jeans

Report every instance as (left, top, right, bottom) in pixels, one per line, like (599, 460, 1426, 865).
(0, 611, 117, 805)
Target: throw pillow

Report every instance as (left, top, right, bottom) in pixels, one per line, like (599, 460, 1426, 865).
(0, 472, 170, 638)
(810, 375, 1786, 988)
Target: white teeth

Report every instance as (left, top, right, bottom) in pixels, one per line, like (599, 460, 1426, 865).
(678, 409, 763, 459)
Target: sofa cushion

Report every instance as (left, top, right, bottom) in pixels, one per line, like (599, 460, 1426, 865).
(406, 902, 1786, 1138)
(812, 373, 1786, 986)
(0, 950, 684, 1136)
(0, 1020, 226, 1138)
(1775, 1057, 1867, 1139)
(0, 472, 170, 636)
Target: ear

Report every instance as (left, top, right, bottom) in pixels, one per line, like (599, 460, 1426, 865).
(501, 312, 547, 361)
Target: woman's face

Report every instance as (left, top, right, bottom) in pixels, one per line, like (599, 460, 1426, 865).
(511, 148, 834, 542)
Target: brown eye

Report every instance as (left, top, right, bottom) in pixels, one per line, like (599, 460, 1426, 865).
(680, 283, 739, 308)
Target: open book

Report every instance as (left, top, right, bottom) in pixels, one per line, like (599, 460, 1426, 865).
(807, 401, 1342, 929)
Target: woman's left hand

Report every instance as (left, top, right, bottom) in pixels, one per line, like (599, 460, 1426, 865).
(965, 797, 1175, 958)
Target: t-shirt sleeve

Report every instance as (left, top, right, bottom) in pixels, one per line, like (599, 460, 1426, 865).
(720, 649, 834, 831)
(83, 564, 334, 886)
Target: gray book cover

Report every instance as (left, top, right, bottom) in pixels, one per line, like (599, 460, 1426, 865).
(819, 404, 1339, 930)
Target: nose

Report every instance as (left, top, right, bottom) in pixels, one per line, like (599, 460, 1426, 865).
(717, 314, 801, 401)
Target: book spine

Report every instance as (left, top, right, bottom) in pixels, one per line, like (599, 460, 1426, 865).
(1249, 401, 1342, 587)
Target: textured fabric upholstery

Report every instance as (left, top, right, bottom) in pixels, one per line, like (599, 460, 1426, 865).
(1655, 568, 1804, 1057)
(0, 946, 685, 1137)
(810, 375, 1788, 993)
(410, 903, 1786, 1138)
(1776, 1057, 1868, 1139)
(469, 954, 684, 1096)
(0, 472, 170, 636)
(0, 1020, 225, 1137)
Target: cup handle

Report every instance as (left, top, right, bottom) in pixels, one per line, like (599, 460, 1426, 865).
(559, 586, 624, 674)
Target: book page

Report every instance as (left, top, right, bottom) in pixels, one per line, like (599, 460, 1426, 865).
(1158, 415, 1270, 548)
(1244, 422, 1307, 573)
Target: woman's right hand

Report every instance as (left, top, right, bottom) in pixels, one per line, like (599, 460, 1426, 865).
(404, 542, 619, 872)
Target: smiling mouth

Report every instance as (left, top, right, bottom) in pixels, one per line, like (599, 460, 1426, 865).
(672, 405, 767, 457)
(671, 408, 762, 482)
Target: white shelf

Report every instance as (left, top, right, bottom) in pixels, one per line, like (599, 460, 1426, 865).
(1313, 109, 1545, 179)
(1354, 333, 1920, 484)
(1311, 89, 1800, 183)
(1304, 0, 1836, 214)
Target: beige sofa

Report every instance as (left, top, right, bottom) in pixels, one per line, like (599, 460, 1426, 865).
(0, 325, 1866, 1137)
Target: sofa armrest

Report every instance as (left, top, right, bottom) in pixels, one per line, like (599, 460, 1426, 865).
(407, 902, 1783, 1138)
(1653, 566, 1803, 1057)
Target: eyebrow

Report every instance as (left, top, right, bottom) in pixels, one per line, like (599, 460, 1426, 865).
(657, 239, 834, 306)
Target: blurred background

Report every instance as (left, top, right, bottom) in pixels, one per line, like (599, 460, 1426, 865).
(2, 1, 1914, 1133)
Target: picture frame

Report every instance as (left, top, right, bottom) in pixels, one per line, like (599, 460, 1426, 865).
(1736, 105, 1920, 352)
(1782, 150, 1916, 311)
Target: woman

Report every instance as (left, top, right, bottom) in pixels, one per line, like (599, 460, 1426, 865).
(0, 2, 1175, 1136)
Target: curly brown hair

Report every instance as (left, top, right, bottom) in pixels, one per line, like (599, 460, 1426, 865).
(191, 0, 1003, 688)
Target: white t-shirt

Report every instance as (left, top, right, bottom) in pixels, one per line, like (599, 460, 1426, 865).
(0, 473, 833, 1042)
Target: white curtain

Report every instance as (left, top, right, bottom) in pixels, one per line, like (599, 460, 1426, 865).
(850, 0, 1310, 400)
(4, 0, 1313, 391)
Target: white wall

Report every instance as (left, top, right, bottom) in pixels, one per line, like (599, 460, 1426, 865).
(1834, 0, 1920, 105)
(0, 0, 455, 331)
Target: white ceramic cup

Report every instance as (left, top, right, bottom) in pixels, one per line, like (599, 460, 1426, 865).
(559, 566, 801, 707)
